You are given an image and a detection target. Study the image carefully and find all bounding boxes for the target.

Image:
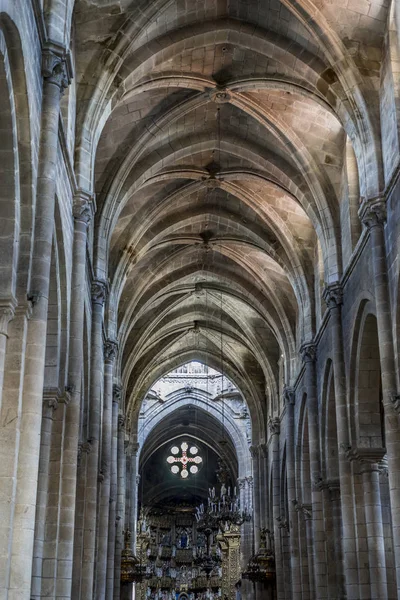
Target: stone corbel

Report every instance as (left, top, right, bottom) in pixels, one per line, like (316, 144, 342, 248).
(269, 417, 280, 436)
(0, 297, 17, 336)
(389, 392, 400, 414)
(104, 339, 118, 362)
(282, 385, 295, 406)
(91, 279, 108, 306)
(292, 499, 312, 519)
(323, 283, 343, 309)
(73, 189, 96, 226)
(358, 195, 387, 230)
(300, 342, 316, 364)
(113, 384, 122, 404)
(276, 516, 289, 532)
(42, 40, 73, 90)
(346, 446, 386, 473)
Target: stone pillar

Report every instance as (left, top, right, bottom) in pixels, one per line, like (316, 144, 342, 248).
(296, 502, 314, 597)
(359, 197, 400, 595)
(0, 300, 15, 407)
(283, 387, 301, 598)
(114, 414, 126, 599)
(259, 444, 268, 530)
(96, 339, 118, 598)
(218, 526, 241, 600)
(348, 448, 388, 600)
(323, 284, 358, 600)
(269, 418, 284, 600)
(81, 279, 107, 599)
(128, 443, 140, 548)
(6, 44, 71, 600)
(55, 190, 94, 600)
(106, 385, 120, 600)
(250, 445, 261, 551)
(300, 342, 328, 599)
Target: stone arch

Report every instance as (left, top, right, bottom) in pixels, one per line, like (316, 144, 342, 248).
(321, 360, 339, 482)
(351, 309, 384, 450)
(137, 390, 251, 479)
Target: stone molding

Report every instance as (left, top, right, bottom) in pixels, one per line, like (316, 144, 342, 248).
(42, 40, 73, 90)
(358, 196, 387, 229)
(73, 189, 96, 225)
(323, 283, 343, 309)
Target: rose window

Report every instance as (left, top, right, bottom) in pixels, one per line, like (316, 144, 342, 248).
(167, 441, 203, 478)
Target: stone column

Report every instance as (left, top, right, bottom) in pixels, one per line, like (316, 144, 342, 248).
(96, 339, 118, 598)
(56, 190, 94, 600)
(81, 279, 107, 599)
(0, 300, 15, 408)
(323, 284, 358, 600)
(300, 342, 328, 599)
(269, 418, 284, 600)
(283, 387, 301, 598)
(128, 443, 140, 548)
(359, 197, 400, 595)
(348, 448, 388, 600)
(106, 385, 120, 600)
(250, 445, 261, 551)
(295, 502, 314, 598)
(6, 44, 72, 600)
(259, 444, 268, 530)
(114, 414, 126, 599)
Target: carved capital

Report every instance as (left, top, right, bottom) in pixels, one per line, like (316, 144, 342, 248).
(113, 384, 122, 403)
(104, 339, 118, 362)
(300, 342, 316, 364)
(346, 446, 386, 467)
(42, 42, 73, 90)
(282, 385, 295, 406)
(73, 190, 95, 225)
(292, 499, 312, 519)
(91, 279, 107, 305)
(0, 298, 16, 335)
(323, 283, 343, 309)
(389, 392, 400, 414)
(118, 414, 125, 430)
(269, 417, 280, 436)
(359, 196, 387, 229)
(249, 445, 259, 459)
(276, 516, 289, 532)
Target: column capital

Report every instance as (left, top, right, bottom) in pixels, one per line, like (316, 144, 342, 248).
(104, 339, 118, 362)
(346, 446, 386, 465)
(42, 41, 73, 90)
(300, 342, 316, 363)
(292, 499, 312, 520)
(269, 417, 280, 436)
(249, 445, 260, 459)
(358, 196, 387, 229)
(323, 283, 343, 309)
(91, 279, 108, 305)
(0, 297, 17, 336)
(282, 385, 295, 406)
(73, 189, 96, 225)
(113, 384, 122, 403)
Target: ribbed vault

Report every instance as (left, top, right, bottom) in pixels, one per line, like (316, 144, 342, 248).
(74, 0, 392, 444)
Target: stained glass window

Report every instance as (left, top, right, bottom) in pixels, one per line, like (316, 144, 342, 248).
(167, 441, 203, 478)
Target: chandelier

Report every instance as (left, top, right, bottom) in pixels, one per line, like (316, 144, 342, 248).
(242, 529, 275, 584)
(195, 460, 252, 532)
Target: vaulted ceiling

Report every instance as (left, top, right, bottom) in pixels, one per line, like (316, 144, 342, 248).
(73, 0, 390, 442)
